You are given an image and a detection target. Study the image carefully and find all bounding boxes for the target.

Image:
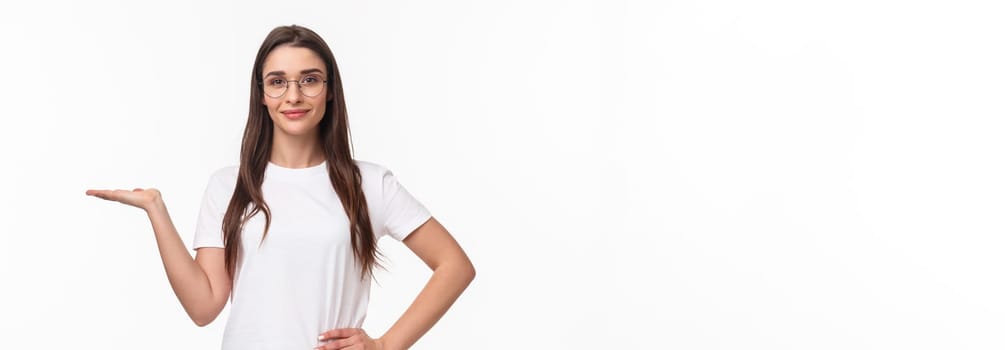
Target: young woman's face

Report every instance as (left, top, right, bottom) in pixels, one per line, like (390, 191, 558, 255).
(260, 45, 331, 138)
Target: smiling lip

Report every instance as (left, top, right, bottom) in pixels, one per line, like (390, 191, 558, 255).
(281, 109, 308, 119)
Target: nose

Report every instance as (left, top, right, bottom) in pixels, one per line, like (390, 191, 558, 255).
(284, 81, 304, 104)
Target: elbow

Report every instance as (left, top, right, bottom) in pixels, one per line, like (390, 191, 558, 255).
(436, 258, 476, 286)
(430, 254, 475, 288)
(460, 259, 476, 285)
(192, 314, 215, 327)
(189, 309, 220, 327)
(185, 298, 226, 327)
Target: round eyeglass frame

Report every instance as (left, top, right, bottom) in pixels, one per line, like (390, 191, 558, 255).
(259, 76, 329, 98)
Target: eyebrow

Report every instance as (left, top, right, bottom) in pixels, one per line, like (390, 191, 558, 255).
(263, 68, 325, 77)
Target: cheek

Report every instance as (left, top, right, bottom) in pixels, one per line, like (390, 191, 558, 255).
(263, 97, 280, 108)
(312, 99, 327, 117)
(262, 99, 282, 113)
(261, 102, 281, 122)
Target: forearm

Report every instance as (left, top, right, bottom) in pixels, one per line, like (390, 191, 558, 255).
(145, 199, 221, 325)
(380, 262, 475, 350)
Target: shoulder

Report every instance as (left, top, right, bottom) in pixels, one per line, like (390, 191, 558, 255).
(353, 159, 389, 175)
(210, 164, 240, 177)
(206, 164, 240, 189)
(353, 159, 395, 195)
(353, 159, 394, 182)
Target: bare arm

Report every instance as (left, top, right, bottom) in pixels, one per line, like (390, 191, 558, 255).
(379, 217, 476, 350)
(86, 188, 231, 326)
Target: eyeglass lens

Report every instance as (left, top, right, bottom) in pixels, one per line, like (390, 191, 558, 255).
(263, 74, 325, 98)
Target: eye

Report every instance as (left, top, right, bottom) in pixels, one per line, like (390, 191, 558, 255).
(267, 78, 285, 87)
(302, 75, 321, 84)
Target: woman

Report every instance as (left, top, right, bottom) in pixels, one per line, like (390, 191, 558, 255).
(86, 25, 475, 350)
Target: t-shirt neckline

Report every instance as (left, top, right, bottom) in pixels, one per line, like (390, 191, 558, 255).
(265, 160, 328, 180)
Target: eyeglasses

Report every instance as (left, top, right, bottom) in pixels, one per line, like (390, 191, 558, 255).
(260, 74, 328, 98)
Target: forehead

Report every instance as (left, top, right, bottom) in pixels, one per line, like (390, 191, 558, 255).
(262, 45, 326, 75)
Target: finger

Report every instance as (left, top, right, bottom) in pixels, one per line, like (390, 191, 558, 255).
(316, 338, 343, 350)
(85, 189, 114, 200)
(317, 337, 343, 350)
(317, 335, 361, 350)
(319, 328, 361, 341)
(87, 189, 134, 202)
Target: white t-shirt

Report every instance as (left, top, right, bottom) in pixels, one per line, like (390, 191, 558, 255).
(191, 160, 431, 350)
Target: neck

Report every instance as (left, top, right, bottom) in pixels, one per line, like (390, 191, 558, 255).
(269, 129, 325, 169)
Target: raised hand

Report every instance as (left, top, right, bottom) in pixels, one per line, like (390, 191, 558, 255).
(316, 328, 384, 350)
(85, 188, 163, 212)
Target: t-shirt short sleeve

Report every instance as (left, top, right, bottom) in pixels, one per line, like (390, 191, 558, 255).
(360, 161, 432, 241)
(191, 166, 238, 250)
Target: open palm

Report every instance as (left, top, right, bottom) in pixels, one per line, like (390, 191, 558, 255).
(85, 188, 162, 211)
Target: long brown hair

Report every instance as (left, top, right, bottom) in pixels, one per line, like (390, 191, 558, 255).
(221, 25, 379, 281)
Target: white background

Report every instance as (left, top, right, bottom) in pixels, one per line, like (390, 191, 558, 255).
(1, 0, 1003, 349)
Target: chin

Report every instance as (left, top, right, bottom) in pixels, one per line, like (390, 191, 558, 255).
(277, 124, 321, 137)
(271, 116, 322, 136)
